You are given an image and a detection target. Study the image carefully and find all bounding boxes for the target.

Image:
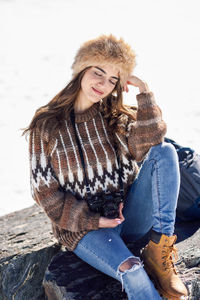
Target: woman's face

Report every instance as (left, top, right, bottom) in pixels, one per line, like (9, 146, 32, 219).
(79, 65, 119, 104)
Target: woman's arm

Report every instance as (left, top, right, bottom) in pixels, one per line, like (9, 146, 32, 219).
(124, 75, 167, 161)
(29, 127, 100, 232)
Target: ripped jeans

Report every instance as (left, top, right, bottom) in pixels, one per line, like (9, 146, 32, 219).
(73, 142, 180, 300)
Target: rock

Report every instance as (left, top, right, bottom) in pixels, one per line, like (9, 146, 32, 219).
(43, 250, 126, 300)
(0, 205, 199, 300)
(174, 220, 200, 299)
(43, 220, 200, 300)
(0, 205, 60, 300)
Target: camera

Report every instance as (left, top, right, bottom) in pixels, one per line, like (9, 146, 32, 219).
(87, 192, 123, 219)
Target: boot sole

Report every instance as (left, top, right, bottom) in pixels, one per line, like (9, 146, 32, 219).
(143, 263, 186, 300)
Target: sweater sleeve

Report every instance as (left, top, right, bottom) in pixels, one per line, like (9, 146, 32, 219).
(127, 91, 167, 162)
(29, 127, 100, 233)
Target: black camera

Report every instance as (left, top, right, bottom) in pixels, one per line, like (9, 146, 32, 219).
(87, 192, 123, 219)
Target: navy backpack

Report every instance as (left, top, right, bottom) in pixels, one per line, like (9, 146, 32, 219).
(165, 138, 200, 221)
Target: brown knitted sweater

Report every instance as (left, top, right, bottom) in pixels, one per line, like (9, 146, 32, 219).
(29, 91, 167, 251)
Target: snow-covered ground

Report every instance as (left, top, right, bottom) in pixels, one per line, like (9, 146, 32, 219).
(0, 0, 199, 216)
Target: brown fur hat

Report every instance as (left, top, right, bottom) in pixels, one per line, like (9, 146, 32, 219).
(71, 34, 136, 86)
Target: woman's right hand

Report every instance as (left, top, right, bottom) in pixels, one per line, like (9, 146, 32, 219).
(98, 202, 125, 228)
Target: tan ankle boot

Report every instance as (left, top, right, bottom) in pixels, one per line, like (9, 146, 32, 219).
(141, 234, 188, 299)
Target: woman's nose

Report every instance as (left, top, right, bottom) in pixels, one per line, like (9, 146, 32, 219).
(97, 77, 106, 86)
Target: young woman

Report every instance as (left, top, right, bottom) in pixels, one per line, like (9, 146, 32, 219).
(24, 35, 188, 299)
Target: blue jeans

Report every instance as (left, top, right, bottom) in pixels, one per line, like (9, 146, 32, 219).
(73, 142, 180, 300)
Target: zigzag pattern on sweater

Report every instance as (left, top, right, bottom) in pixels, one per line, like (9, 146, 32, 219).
(31, 144, 136, 198)
(30, 114, 137, 198)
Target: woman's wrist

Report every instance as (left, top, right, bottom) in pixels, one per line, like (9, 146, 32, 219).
(138, 82, 150, 93)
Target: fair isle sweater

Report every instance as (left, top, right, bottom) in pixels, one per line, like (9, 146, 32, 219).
(29, 91, 167, 251)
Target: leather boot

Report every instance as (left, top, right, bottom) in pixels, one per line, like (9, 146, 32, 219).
(141, 234, 188, 299)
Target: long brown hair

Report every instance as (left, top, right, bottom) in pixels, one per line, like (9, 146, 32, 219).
(22, 67, 137, 139)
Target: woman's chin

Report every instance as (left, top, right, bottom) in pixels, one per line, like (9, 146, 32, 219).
(89, 96, 102, 103)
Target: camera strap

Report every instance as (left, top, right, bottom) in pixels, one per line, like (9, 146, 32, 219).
(70, 109, 124, 200)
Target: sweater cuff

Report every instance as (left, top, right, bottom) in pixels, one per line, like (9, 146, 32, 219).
(136, 91, 156, 107)
(87, 213, 100, 231)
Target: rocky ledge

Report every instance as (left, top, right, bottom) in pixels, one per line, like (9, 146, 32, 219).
(0, 204, 199, 300)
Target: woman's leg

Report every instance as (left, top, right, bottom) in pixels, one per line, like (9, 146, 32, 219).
(120, 142, 180, 241)
(73, 228, 161, 300)
(119, 142, 188, 299)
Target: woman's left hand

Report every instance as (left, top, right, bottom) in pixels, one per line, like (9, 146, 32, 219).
(123, 75, 150, 94)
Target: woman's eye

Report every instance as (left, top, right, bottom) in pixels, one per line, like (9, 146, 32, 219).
(94, 72, 102, 77)
(110, 80, 116, 85)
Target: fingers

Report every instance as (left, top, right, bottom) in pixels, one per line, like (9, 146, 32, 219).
(119, 202, 123, 216)
(125, 75, 148, 91)
(98, 214, 125, 228)
(127, 75, 142, 83)
(119, 202, 124, 210)
(123, 84, 129, 93)
(118, 203, 125, 222)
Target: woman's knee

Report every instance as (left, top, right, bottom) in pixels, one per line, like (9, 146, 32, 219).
(149, 142, 178, 162)
(119, 257, 142, 272)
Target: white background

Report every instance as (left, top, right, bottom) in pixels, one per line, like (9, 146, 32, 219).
(0, 0, 199, 216)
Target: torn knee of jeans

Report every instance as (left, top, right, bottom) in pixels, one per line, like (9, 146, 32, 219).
(119, 257, 141, 272)
(117, 256, 143, 291)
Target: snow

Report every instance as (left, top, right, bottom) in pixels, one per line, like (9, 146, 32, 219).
(0, 0, 199, 216)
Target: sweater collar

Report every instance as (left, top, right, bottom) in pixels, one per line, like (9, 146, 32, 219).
(74, 102, 100, 123)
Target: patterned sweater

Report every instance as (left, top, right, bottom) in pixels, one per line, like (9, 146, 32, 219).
(29, 91, 167, 251)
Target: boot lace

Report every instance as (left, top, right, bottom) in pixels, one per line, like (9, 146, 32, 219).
(162, 241, 178, 272)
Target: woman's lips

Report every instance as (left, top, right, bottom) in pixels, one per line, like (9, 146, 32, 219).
(92, 87, 104, 95)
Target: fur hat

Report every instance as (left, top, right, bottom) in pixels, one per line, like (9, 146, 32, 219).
(71, 34, 136, 86)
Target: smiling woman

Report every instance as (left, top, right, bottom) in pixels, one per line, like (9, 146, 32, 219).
(74, 66, 119, 113)
(22, 34, 188, 300)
